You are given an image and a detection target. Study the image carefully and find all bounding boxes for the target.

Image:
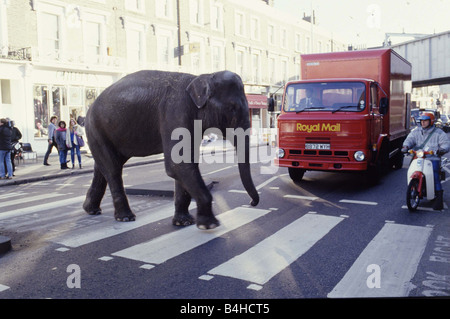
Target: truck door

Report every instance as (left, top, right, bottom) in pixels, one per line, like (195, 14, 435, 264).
(370, 83, 382, 147)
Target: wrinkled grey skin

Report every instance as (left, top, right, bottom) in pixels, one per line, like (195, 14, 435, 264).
(83, 70, 259, 229)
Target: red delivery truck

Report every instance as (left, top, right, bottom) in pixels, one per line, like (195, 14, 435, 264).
(273, 49, 412, 182)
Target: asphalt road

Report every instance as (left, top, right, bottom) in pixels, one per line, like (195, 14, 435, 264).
(0, 146, 449, 304)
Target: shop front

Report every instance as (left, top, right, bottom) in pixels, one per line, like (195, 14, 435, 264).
(246, 94, 271, 145)
(29, 68, 121, 154)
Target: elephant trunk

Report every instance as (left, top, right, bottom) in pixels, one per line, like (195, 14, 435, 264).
(234, 133, 259, 206)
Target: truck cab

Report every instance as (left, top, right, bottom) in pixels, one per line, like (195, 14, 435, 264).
(274, 49, 411, 182)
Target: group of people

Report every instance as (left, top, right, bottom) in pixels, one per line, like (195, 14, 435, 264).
(43, 116, 85, 169)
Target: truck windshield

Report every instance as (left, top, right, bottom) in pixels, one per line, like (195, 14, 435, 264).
(283, 82, 366, 113)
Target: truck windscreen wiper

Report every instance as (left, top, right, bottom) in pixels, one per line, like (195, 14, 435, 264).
(295, 106, 326, 113)
(331, 105, 357, 113)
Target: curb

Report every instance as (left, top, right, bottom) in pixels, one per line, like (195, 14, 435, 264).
(0, 235, 12, 255)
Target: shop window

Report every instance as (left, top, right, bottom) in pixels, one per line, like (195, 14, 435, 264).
(1, 79, 11, 104)
(51, 86, 66, 121)
(34, 85, 49, 137)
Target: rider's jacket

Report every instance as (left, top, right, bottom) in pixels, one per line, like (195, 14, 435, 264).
(403, 125, 450, 154)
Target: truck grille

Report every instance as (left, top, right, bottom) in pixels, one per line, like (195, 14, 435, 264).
(288, 149, 349, 157)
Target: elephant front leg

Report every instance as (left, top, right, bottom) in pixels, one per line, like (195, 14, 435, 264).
(172, 180, 195, 226)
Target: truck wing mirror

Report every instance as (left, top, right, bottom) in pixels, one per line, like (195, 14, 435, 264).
(268, 97, 275, 112)
(379, 97, 389, 115)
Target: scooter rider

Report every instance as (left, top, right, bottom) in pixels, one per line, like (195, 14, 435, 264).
(401, 112, 450, 210)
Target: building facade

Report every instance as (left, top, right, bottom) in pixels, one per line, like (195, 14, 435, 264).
(0, 0, 345, 154)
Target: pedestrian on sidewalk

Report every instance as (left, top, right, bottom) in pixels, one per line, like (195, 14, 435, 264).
(68, 118, 84, 169)
(8, 118, 22, 174)
(43, 116, 58, 166)
(0, 118, 13, 179)
(55, 120, 70, 170)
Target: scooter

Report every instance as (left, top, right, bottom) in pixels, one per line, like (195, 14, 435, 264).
(406, 149, 448, 211)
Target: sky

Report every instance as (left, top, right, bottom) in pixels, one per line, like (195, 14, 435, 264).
(273, 0, 450, 48)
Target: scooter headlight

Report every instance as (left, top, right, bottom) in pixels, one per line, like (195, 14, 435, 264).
(416, 150, 424, 158)
(354, 151, 365, 161)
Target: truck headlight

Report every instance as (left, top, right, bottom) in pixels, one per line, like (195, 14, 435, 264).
(277, 148, 285, 158)
(354, 151, 365, 161)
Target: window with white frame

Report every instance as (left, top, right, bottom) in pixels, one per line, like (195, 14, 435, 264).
(251, 51, 261, 83)
(156, 0, 173, 20)
(235, 11, 245, 37)
(41, 12, 61, 59)
(295, 33, 301, 52)
(280, 57, 288, 82)
(210, 2, 223, 32)
(235, 47, 246, 79)
(250, 17, 260, 40)
(157, 28, 174, 67)
(190, 0, 203, 26)
(268, 56, 276, 83)
(125, 0, 145, 13)
(268, 24, 275, 45)
(125, 21, 146, 66)
(85, 21, 101, 58)
(211, 40, 225, 72)
(280, 28, 287, 49)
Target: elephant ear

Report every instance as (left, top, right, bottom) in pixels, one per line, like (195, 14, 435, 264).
(186, 75, 211, 109)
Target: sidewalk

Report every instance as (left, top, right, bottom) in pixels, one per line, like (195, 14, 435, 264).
(0, 139, 237, 187)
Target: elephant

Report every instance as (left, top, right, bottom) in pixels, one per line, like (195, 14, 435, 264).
(82, 70, 260, 230)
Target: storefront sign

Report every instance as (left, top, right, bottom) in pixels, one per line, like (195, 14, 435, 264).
(246, 94, 267, 108)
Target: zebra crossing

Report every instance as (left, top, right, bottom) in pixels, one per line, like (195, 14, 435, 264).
(0, 188, 435, 298)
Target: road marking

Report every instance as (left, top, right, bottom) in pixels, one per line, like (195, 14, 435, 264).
(111, 207, 271, 264)
(228, 176, 278, 194)
(203, 165, 235, 176)
(0, 284, 10, 292)
(206, 213, 344, 286)
(0, 196, 86, 221)
(53, 203, 179, 248)
(401, 203, 448, 211)
(328, 223, 432, 298)
(339, 199, 378, 206)
(0, 192, 25, 200)
(0, 193, 64, 209)
(283, 194, 318, 201)
(256, 176, 278, 190)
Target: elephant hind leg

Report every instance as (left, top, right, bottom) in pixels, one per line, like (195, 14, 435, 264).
(172, 180, 195, 226)
(83, 163, 106, 215)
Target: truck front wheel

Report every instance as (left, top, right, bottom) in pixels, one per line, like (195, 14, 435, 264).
(289, 167, 306, 182)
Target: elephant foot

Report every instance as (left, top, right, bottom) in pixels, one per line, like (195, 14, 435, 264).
(196, 214, 220, 230)
(83, 202, 102, 216)
(172, 212, 195, 226)
(86, 209, 102, 216)
(115, 211, 136, 222)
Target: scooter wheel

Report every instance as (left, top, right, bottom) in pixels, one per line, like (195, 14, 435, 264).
(406, 179, 420, 211)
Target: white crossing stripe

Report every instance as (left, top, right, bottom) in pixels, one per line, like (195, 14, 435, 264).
(206, 213, 344, 285)
(0, 192, 24, 200)
(283, 194, 318, 201)
(0, 196, 86, 221)
(339, 199, 378, 206)
(53, 203, 178, 248)
(0, 284, 10, 292)
(0, 193, 64, 209)
(112, 207, 271, 264)
(328, 223, 432, 298)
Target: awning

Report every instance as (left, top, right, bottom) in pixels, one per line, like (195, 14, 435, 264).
(246, 94, 268, 108)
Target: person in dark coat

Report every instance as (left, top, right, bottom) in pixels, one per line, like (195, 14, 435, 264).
(55, 120, 70, 170)
(0, 118, 13, 179)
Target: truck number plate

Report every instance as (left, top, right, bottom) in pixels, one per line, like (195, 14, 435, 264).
(305, 143, 330, 150)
